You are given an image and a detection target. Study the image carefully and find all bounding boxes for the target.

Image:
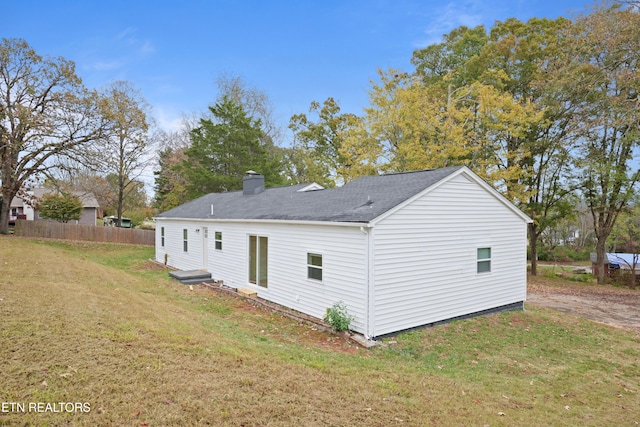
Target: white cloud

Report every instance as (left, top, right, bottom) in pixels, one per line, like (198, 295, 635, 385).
(116, 27, 137, 42)
(139, 41, 155, 55)
(153, 105, 185, 133)
(414, 0, 489, 47)
(91, 60, 124, 71)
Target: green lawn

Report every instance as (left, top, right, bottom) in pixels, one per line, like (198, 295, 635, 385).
(1, 237, 638, 426)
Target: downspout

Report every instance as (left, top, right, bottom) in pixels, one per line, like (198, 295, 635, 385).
(360, 225, 374, 340)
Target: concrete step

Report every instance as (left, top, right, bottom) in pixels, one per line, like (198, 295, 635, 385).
(169, 270, 212, 281)
(178, 278, 217, 285)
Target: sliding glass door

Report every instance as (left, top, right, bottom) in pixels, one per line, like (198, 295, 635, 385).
(249, 235, 268, 287)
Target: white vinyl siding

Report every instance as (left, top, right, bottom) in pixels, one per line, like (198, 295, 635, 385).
(155, 169, 528, 338)
(156, 220, 368, 334)
(371, 173, 528, 337)
(155, 220, 205, 272)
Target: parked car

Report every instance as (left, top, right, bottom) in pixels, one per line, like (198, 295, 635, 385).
(103, 215, 132, 228)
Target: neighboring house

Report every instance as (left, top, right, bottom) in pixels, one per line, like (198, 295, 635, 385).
(9, 196, 35, 223)
(155, 167, 532, 339)
(10, 189, 100, 225)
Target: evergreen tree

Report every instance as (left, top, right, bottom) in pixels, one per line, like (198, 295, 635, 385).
(180, 97, 283, 199)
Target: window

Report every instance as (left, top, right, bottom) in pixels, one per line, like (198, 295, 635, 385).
(161, 227, 165, 247)
(307, 253, 323, 281)
(183, 229, 188, 252)
(477, 247, 491, 273)
(215, 231, 222, 250)
(249, 235, 268, 287)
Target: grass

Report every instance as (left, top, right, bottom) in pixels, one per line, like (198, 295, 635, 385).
(1, 237, 639, 426)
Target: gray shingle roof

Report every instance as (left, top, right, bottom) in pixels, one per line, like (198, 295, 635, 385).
(156, 166, 464, 223)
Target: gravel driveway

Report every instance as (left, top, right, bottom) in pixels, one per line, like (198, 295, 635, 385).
(527, 276, 640, 332)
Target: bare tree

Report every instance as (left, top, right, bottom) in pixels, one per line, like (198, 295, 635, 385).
(215, 73, 283, 146)
(557, 5, 640, 284)
(152, 115, 196, 212)
(0, 38, 109, 233)
(99, 81, 151, 226)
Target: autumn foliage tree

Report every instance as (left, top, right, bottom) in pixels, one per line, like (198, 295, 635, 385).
(547, 3, 640, 284)
(37, 192, 83, 223)
(319, 16, 574, 275)
(289, 97, 366, 186)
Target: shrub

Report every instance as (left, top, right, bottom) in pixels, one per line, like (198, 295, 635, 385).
(37, 192, 83, 223)
(535, 245, 592, 262)
(323, 301, 355, 332)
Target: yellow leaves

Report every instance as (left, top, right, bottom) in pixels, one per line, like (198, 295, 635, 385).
(356, 69, 545, 204)
(338, 120, 380, 183)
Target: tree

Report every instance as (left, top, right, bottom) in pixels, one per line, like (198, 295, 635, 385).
(356, 70, 468, 174)
(289, 98, 364, 186)
(411, 25, 489, 88)
(609, 201, 640, 254)
(0, 38, 108, 233)
(153, 117, 196, 212)
(548, 3, 640, 284)
(410, 17, 575, 275)
(357, 68, 545, 201)
(154, 143, 190, 212)
(215, 73, 282, 146)
(37, 192, 83, 223)
(154, 75, 286, 206)
(181, 96, 283, 198)
(99, 81, 150, 227)
(278, 144, 329, 186)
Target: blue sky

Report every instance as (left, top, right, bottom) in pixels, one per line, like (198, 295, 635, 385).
(6, 0, 590, 141)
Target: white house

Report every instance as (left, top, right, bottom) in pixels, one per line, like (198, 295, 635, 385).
(155, 167, 532, 339)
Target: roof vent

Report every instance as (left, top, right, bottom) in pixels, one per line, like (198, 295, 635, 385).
(297, 183, 325, 192)
(243, 171, 265, 196)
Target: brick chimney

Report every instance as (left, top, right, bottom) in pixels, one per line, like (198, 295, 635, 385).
(243, 171, 265, 195)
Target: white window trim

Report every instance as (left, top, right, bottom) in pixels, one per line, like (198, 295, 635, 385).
(477, 246, 491, 274)
(183, 229, 188, 252)
(161, 227, 165, 247)
(215, 231, 222, 251)
(307, 252, 323, 282)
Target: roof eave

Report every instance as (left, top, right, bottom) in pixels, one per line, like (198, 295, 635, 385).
(152, 216, 371, 228)
(368, 166, 533, 226)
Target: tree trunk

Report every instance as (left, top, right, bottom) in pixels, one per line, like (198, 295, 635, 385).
(528, 222, 538, 276)
(0, 193, 12, 234)
(117, 189, 124, 228)
(595, 235, 607, 285)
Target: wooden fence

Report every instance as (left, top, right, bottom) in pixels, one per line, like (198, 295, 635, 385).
(14, 220, 155, 246)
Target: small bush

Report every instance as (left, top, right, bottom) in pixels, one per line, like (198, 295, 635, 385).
(323, 301, 355, 332)
(534, 245, 592, 262)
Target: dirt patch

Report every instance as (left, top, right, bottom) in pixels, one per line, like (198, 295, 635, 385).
(527, 275, 640, 332)
(134, 259, 174, 271)
(194, 282, 363, 354)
